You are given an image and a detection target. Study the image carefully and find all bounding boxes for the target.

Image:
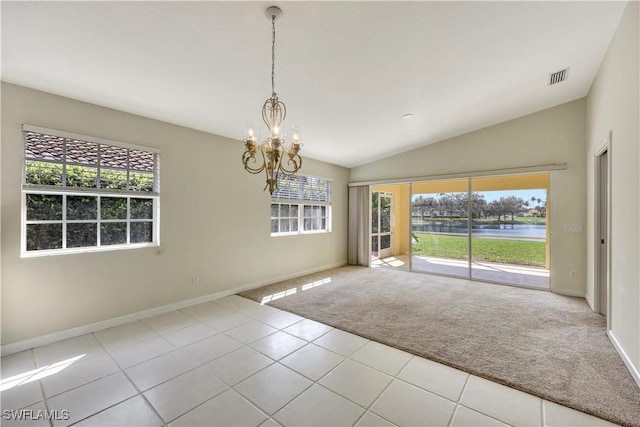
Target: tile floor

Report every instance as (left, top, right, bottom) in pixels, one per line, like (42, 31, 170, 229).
(1, 295, 617, 426)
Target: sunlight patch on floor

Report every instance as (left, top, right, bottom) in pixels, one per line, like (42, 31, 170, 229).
(0, 354, 85, 392)
(371, 256, 406, 268)
(260, 277, 332, 305)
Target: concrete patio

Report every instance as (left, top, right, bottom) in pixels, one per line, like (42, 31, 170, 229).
(372, 255, 550, 289)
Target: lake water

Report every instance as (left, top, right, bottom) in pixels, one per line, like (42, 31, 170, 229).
(412, 223, 546, 240)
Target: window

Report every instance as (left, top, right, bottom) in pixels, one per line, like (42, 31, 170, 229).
(21, 125, 160, 256)
(271, 174, 331, 235)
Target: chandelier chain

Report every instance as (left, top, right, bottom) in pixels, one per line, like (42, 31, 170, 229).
(271, 14, 277, 97)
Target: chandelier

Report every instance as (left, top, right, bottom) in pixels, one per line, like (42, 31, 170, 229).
(242, 6, 302, 194)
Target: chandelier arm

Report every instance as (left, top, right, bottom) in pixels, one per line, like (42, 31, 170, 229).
(242, 157, 266, 174)
(278, 154, 302, 175)
(242, 143, 267, 174)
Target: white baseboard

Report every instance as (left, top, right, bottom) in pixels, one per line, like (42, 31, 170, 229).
(607, 330, 640, 388)
(0, 261, 346, 356)
(584, 293, 595, 311)
(552, 288, 585, 298)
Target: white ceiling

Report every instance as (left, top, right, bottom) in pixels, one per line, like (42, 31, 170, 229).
(1, 1, 628, 168)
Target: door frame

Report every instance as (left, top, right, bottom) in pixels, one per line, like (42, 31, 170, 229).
(371, 191, 394, 259)
(594, 132, 612, 327)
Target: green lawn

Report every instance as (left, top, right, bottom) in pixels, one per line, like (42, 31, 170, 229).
(412, 233, 546, 267)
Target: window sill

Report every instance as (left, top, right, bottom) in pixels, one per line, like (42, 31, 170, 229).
(21, 242, 159, 258)
(271, 230, 332, 237)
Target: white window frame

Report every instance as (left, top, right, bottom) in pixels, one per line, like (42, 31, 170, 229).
(271, 174, 332, 236)
(20, 125, 160, 257)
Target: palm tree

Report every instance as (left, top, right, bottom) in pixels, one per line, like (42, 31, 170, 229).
(530, 197, 546, 217)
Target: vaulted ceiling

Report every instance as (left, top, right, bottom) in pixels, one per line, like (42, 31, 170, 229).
(1, 1, 628, 167)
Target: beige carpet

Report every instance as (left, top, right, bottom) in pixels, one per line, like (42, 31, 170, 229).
(239, 266, 640, 427)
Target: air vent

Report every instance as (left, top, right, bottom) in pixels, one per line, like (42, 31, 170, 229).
(548, 68, 569, 85)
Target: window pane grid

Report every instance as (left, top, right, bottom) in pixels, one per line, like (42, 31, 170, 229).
(270, 203, 300, 234)
(24, 130, 158, 193)
(24, 190, 156, 253)
(270, 174, 332, 235)
(25, 193, 154, 251)
(302, 204, 328, 232)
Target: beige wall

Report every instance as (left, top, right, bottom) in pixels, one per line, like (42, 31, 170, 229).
(1, 83, 349, 345)
(351, 99, 587, 296)
(586, 1, 639, 372)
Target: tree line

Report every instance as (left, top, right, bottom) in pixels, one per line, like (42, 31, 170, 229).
(413, 192, 546, 222)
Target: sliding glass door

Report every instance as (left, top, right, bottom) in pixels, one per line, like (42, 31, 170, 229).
(404, 173, 550, 289)
(470, 175, 549, 288)
(411, 179, 469, 278)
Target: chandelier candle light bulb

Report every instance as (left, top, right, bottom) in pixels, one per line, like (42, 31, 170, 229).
(242, 5, 303, 194)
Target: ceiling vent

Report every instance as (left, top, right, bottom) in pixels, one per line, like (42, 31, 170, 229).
(548, 68, 569, 86)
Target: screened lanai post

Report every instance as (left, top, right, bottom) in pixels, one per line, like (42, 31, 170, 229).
(348, 185, 370, 266)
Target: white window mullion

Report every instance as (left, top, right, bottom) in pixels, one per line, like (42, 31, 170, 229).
(62, 194, 67, 249)
(126, 197, 131, 244)
(153, 197, 160, 245)
(298, 203, 304, 232)
(97, 196, 102, 247)
(21, 191, 27, 253)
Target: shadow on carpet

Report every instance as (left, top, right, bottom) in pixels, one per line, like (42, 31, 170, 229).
(239, 265, 640, 427)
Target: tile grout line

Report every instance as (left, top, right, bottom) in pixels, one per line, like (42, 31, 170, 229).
(446, 373, 472, 427)
(138, 302, 306, 424)
(225, 305, 366, 424)
(39, 334, 146, 426)
(109, 331, 185, 426)
(89, 312, 251, 426)
(226, 314, 341, 423)
(30, 348, 55, 427)
(180, 297, 289, 425)
(259, 314, 421, 425)
(232, 362, 315, 424)
(89, 320, 232, 425)
(355, 354, 416, 427)
(68, 327, 168, 426)
(455, 375, 519, 427)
